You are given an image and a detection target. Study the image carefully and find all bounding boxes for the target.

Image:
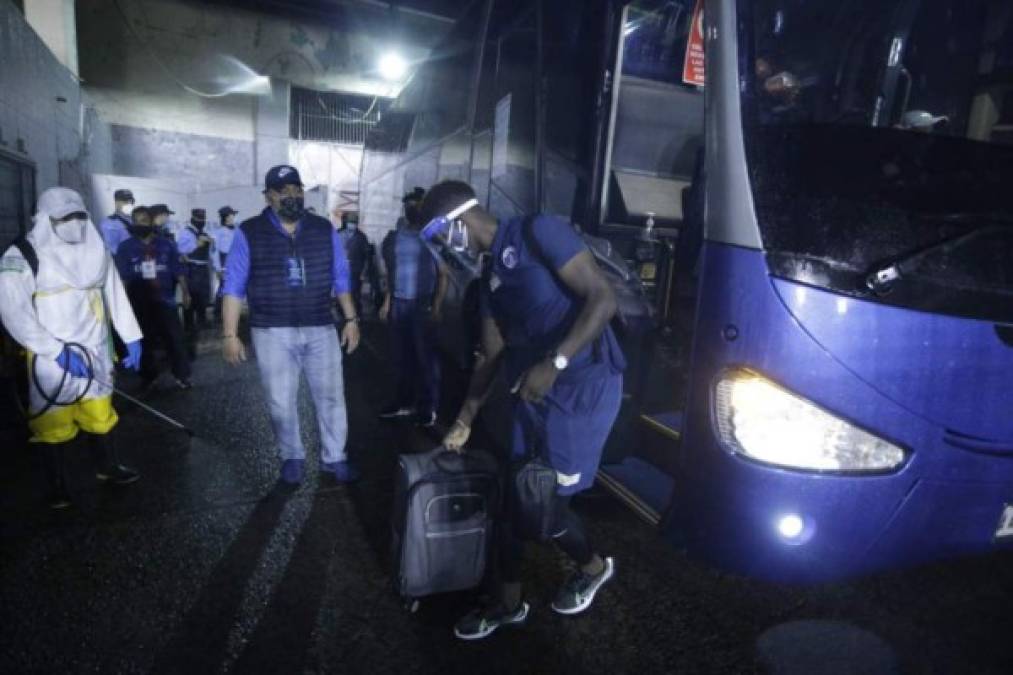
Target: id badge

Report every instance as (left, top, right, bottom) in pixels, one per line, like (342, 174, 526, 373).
(286, 257, 306, 288)
(141, 259, 157, 280)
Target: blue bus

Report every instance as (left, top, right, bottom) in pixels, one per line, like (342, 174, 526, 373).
(360, 0, 1013, 582)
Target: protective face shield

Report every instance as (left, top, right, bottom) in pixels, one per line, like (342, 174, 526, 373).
(52, 214, 89, 244)
(420, 198, 479, 271)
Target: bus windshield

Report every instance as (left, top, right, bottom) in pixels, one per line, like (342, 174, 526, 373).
(742, 0, 1013, 323)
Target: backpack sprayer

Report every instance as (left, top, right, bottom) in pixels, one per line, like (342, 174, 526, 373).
(22, 342, 195, 437)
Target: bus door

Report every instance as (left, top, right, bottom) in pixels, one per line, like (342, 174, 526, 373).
(593, 0, 706, 525)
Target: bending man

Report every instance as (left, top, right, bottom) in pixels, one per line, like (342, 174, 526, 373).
(419, 180, 625, 640)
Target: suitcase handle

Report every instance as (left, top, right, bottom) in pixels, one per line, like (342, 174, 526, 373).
(432, 447, 483, 473)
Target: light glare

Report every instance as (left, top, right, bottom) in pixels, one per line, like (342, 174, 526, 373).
(379, 52, 408, 81)
(778, 514, 805, 539)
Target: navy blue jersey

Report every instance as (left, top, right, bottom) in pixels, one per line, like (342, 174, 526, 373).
(481, 215, 625, 387)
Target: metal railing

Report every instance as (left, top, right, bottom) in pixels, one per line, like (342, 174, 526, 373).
(290, 88, 391, 145)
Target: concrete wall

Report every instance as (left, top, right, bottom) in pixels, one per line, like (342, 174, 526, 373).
(108, 124, 255, 193)
(23, 0, 78, 75)
(0, 0, 84, 198)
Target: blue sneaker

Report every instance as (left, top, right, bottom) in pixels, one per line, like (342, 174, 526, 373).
(280, 459, 305, 485)
(322, 460, 361, 483)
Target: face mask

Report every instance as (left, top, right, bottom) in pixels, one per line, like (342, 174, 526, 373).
(117, 203, 132, 215)
(129, 225, 156, 239)
(53, 219, 88, 244)
(277, 196, 305, 221)
(192, 221, 205, 232)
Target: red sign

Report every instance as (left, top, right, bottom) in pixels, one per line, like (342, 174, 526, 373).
(682, 0, 706, 87)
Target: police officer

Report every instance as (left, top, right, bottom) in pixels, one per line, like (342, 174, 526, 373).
(114, 206, 193, 391)
(213, 206, 239, 272)
(97, 188, 135, 253)
(177, 208, 215, 357)
(378, 188, 448, 427)
(150, 204, 176, 239)
(212, 206, 239, 319)
(419, 180, 625, 640)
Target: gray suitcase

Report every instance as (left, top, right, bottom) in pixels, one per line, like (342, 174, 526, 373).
(392, 446, 500, 610)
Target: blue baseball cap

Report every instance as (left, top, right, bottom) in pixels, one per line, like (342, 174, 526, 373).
(264, 165, 304, 191)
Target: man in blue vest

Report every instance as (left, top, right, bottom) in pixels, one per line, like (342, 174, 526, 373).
(419, 180, 625, 640)
(97, 189, 135, 253)
(378, 188, 448, 427)
(220, 165, 361, 485)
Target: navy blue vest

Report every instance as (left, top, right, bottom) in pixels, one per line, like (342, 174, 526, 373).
(241, 209, 334, 328)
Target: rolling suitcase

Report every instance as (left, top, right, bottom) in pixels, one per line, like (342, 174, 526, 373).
(392, 446, 500, 611)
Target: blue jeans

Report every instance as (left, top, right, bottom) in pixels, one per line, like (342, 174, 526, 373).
(251, 326, 348, 463)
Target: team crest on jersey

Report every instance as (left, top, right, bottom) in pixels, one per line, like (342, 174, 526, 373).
(502, 246, 518, 269)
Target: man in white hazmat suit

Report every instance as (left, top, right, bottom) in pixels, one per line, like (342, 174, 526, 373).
(0, 187, 145, 508)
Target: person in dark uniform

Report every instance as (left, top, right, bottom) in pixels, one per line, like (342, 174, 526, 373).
(177, 208, 215, 357)
(419, 180, 625, 640)
(150, 203, 176, 240)
(338, 211, 370, 318)
(114, 207, 193, 390)
(378, 188, 448, 427)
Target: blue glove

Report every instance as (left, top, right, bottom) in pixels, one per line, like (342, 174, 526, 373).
(121, 340, 143, 372)
(56, 346, 92, 378)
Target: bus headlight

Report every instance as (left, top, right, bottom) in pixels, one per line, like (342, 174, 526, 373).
(714, 371, 906, 472)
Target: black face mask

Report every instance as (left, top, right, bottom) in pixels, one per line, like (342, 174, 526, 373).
(277, 196, 305, 222)
(129, 225, 156, 239)
(192, 221, 205, 232)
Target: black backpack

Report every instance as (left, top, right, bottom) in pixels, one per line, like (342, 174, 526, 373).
(0, 237, 38, 416)
(520, 216, 655, 337)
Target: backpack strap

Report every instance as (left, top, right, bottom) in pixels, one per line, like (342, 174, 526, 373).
(8, 237, 38, 278)
(519, 215, 606, 362)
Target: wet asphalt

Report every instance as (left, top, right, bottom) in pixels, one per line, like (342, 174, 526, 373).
(1, 324, 1013, 675)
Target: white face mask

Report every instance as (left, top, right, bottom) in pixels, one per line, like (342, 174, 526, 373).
(53, 219, 88, 244)
(117, 202, 132, 215)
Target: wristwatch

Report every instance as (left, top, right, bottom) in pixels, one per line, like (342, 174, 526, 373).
(552, 352, 569, 371)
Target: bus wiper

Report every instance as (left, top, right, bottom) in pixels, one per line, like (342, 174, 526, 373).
(865, 223, 1009, 294)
